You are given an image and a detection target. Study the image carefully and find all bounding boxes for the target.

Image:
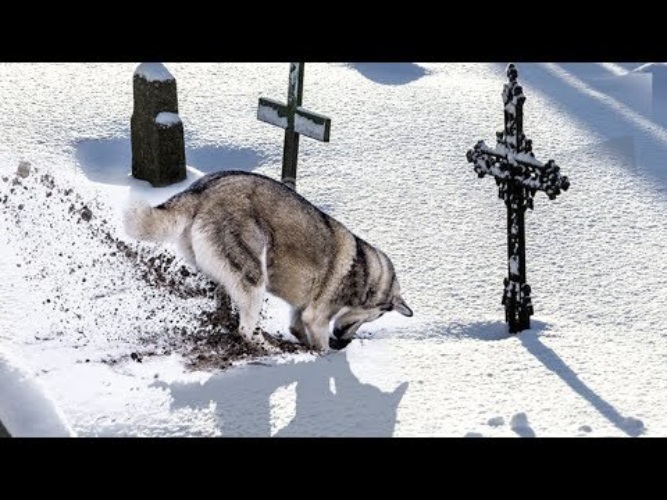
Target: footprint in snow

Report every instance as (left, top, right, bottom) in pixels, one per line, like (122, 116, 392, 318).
(510, 412, 536, 438)
(487, 416, 505, 427)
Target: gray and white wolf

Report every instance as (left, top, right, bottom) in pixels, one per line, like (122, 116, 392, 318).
(123, 171, 412, 352)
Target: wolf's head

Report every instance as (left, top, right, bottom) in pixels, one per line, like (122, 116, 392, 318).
(332, 243, 412, 348)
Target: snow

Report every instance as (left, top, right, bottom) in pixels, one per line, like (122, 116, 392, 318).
(155, 112, 181, 127)
(632, 62, 667, 74)
(134, 63, 174, 82)
(0, 349, 75, 437)
(1, 62, 667, 437)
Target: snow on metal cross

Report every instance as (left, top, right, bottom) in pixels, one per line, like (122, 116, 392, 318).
(466, 63, 570, 334)
(257, 63, 332, 191)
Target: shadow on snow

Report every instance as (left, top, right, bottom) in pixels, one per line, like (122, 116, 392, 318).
(74, 137, 266, 186)
(491, 62, 667, 191)
(439, 319, 644, 436)
(152, 349, 408, 437)
(347, 63, 430, 86)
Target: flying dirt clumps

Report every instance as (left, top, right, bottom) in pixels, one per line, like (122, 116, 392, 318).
(0, 163, 310, 372)
(16, 161, 31, 179)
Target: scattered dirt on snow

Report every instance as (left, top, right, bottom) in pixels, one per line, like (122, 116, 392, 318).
(1, 165, 310, 372)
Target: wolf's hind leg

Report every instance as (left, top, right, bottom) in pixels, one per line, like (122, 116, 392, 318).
(234, 282, 268, 346)
(176, 226, 196, 266)
(191, 221, 270, 348)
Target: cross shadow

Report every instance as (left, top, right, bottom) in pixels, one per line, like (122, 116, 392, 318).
(347, 63, 430, 86)
(151, 350, 408, 437)
(518, 330, 645, 437)
(74, 137, 266, 186)
(440, 319, 644, 437)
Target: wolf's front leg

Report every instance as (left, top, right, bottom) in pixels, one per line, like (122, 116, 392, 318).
(289, 307, 308, 345)
(301, 308, 330, 353)
(214, 284, 232, 310)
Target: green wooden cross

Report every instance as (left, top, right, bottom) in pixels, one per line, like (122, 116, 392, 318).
(257, 63, 332, 190)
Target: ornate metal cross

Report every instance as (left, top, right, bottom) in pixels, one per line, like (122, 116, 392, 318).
(257, 63, 332, 191)
(466, 63, 570, 333)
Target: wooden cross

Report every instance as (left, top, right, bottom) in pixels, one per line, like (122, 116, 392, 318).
(466, 63, 570, 334)
(257, 63, 332, 190)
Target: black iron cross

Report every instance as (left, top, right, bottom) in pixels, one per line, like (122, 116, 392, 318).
(466, 63, 570, 333)
(257, 63, 332, 191)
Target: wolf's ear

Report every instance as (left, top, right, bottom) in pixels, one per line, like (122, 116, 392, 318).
(393, 296, 413, 317)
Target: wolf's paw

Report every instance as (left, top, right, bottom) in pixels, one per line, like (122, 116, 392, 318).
(240, 328, 278, 354)
(289, 326, 308, 345)
(255, 335, 280, 353)
(310, 340, 332, 355)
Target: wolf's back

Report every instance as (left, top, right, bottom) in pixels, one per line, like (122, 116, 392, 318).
(122, 170, 340, 244)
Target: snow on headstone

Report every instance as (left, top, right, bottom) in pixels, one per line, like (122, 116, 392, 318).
(134, 62, 175, 82)
(155, 111, 182, 127)
(131, 63, 186, 187)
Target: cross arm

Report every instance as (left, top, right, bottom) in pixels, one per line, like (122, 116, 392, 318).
(257, 97, 331, 142)
(467, 140, 570, 200)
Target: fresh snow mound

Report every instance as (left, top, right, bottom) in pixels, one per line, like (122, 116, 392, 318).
(0, 350, 75, 437)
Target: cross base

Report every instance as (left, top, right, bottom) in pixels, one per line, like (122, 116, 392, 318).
(282, 176, 296, 190)
(502, 279, 533, 333)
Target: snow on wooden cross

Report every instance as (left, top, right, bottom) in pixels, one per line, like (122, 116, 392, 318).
(257, 63, 331, 191)
(466, 63, 570, 334)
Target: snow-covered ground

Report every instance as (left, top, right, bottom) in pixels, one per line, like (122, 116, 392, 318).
(1, 62, 666, 437)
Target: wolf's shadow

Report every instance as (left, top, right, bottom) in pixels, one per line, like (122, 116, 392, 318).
(152, 350, 408, 437)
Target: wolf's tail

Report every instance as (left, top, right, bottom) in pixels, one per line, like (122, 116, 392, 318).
(122, 197, 191, 242)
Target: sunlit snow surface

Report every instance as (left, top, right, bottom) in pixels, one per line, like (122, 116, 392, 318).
(1, 62, 666, 437)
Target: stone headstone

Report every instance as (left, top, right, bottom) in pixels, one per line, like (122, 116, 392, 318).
(131, 63, 186, 187)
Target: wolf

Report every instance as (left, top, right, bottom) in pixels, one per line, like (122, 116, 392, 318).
(123, 171, 412, 352)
